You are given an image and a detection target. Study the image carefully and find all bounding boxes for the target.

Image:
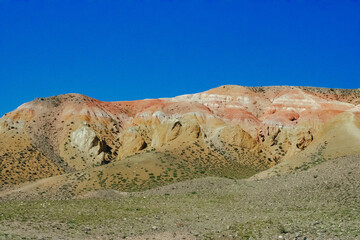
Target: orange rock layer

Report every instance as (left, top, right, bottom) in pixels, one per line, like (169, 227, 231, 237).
(0, 85, 359, 185)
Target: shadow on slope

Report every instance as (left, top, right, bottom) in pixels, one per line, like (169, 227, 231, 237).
(0, 145, 262, 200)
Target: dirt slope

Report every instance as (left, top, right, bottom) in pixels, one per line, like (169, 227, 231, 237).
(0, 85, 359, 194)
(252, 112, 360, 179)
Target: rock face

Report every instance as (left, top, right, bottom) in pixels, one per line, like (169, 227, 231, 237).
(70, 126, 111, 165)
(1, 85, 360, 185)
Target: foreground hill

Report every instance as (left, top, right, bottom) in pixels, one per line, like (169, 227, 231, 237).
(0, 155, 359, 239)
(0, 85, 359, 194)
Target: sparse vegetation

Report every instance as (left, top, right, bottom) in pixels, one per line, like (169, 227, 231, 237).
(0, 156, 359, 239)
(0, 86, 359, 239)
(296, 141, 329, 171)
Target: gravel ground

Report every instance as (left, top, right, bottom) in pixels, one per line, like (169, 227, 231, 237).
(0, 156, 359, 240)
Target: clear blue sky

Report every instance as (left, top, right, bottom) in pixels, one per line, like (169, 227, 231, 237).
(1, 0, 359, 116)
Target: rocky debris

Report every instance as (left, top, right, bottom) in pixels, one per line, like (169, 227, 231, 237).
(0, 156, 359, 239)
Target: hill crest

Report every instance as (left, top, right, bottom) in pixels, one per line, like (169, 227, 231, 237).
(0, 85, 359, 193)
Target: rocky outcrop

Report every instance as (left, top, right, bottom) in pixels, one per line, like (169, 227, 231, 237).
(217, 125, 257, 149)
(0, 85, 359, 185)
(117, 127, 149, 155)
(70, 126, 112, 166)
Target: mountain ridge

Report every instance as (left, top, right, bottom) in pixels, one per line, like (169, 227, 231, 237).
(0, 85, 359, 195)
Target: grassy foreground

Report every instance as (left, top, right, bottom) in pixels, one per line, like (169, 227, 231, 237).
(0, 156, 359, 240)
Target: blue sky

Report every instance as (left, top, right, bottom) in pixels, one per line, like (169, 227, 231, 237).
(0, 0, 359, 116)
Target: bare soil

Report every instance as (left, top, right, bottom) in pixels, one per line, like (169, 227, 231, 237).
(0, 155, 359, 239)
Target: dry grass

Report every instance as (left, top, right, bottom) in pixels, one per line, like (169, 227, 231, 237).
(0, 156, 359, 239)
